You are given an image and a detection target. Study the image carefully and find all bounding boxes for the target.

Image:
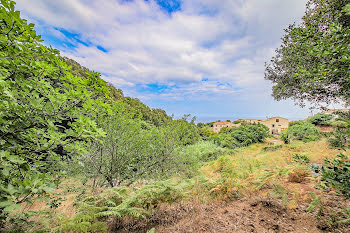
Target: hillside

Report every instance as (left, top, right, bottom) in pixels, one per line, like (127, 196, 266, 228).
(15, 139, 350, 232)
(1, 1, 350, 232)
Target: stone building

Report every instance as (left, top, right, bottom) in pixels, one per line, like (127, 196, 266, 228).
(239, 117, 289, 135)
(213, 122, 240, 133)
(213, 117, 289, 134)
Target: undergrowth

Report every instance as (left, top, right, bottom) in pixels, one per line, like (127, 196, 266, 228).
(11, 139, 350, 232)
(52, 180, 187, 232)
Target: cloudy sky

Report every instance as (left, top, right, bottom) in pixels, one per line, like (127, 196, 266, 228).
(15, 0, 328, 122)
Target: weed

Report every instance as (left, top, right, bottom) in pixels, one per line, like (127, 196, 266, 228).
(306, 192, 323, 217)
(313, 154, 350, 199)
(262, 145, 283, 151)
(288, 167, 310, 183)
(293, 154, 310, 164)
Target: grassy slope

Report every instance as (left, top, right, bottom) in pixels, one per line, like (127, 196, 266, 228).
(19, 139, 350, 232)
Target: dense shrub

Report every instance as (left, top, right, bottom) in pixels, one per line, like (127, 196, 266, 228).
(312, 154, 350, 199)
(0, 1, 108, 224)
(281, 122, 320, 143)
(54, 180, 184, 232)
(328, 128, 349, 149)
(77, 107, 201, 187)
(308, 113, 334, 125)
(174, 141, 233, 174)
(211, 124, 269, 149)
(289, 120, 305, 127)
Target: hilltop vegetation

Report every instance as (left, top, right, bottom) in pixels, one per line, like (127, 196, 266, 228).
(1, 0, 350, 232)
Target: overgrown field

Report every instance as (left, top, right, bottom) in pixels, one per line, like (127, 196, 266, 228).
(11, 139, 350, 232)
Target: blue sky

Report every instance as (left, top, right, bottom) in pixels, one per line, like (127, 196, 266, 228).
(15, 0, 336, 122)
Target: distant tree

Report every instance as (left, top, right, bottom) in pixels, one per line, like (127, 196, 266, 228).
(308, 113, 334, 125)
(197, 122, 205, 128)
(265, 0, 350, 105)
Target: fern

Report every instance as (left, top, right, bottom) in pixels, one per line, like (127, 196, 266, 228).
(337, 208, 350, 224)
(53, 179, 184, 232)
(306, 192, 323, 217)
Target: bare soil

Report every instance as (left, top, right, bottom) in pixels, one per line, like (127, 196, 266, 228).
(108, 197, 350, 233)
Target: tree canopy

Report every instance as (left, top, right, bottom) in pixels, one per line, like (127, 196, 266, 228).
(265, 0, 350, 105)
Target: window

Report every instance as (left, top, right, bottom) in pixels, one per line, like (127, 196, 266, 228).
(276, 119, 279, 122)
(272, 124, 275, 128)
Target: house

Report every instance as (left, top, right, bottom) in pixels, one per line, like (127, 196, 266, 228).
(213, 121, 240, 133)
(239, 117, 289, 135)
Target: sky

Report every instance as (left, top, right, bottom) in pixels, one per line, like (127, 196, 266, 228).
(14, 0, 334, 122)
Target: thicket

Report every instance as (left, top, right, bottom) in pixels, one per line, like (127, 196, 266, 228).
(327, 112, 350, 148)
(0, 0, 111, 225)
(210, 124, 269, 149)
(281, 122, 320, 143)
(0, 0, 200, 228)
(308, 113, 334, 125)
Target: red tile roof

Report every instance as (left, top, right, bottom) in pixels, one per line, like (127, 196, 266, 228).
(214, 122, 232, 125)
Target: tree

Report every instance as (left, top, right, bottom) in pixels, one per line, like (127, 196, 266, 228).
(78, 107, 200, 187)
(308, 113, 334, 125)
(265, 0, 350, 105)
(0, 0, 106, 224)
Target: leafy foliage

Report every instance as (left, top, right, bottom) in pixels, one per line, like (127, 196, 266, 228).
(293, 154, 311, 164)
(54, 180, 184, 233)
(308, 113, 334, 125)
(281, 122, 320, 143)
(174, 141, 233, 175)
(77, 106, 200, 187)
(211, 124, 269, 149)
(265, 0, 350, 105)
(327, 111, 350, 148)
(313, 154, 350, 199)
(0, 0, 107, 224)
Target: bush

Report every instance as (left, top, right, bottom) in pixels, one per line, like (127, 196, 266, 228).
(328, 128, 348, 149)
(281, 122, 320, 143)
(308, 113, 333, 125)
(289, 120, 305, 127)
(288, 167, 310, 183)
(211, 124, 269, 149)
(312, 154, 350, 199)
(53, 180, 184, 232)
(174, 141, 232, 174)
(262, 145, 283, 152)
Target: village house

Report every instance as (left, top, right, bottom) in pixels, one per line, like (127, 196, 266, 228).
(213, 117, 289, 134)
(238, 117, 289, 135)
(213, 122, 233, 133)
(213, 121, 240, 133)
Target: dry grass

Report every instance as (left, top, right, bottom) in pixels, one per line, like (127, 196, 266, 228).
(198, 138, 349, 202)
(16, 138, 350, 232)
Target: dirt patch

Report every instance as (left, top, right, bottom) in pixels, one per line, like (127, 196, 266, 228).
(108, 198, 348, 233)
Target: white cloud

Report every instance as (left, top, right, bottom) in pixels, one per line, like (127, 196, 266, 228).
(15, 0, 314, 119)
